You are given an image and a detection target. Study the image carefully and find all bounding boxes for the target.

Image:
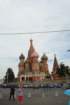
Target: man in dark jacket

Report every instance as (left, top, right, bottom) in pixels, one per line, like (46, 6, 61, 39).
(9, 87, 15, 100)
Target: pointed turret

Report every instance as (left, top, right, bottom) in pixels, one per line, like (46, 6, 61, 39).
(28, 39, 35, 58)
(51, 54, 61, 80)
(52, 54, 59, 74)
(27, 39, 39, 73)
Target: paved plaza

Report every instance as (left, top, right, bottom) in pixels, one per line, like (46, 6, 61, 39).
(0, 88, 70, 105)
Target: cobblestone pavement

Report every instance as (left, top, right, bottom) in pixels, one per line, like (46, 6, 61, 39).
(0, 88, 69, 105)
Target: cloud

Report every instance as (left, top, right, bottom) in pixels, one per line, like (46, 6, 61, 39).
(0, 0, 70, 32)
(0, 0, 48, 32)
(0, 0, 70, 78)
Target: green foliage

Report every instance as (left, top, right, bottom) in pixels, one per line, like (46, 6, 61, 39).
(4, 68, 15, 83)
(45, 73, 51, 79)
(58, 63, 65, 77)
(65, 66, 70, 75)
(58, 63, 70, 77)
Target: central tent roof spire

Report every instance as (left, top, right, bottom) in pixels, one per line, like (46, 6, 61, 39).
(28, 39, 38, 58)
(30, 39, 33, 45)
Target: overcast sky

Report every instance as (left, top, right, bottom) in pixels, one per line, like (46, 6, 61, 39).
(0, 0, 70, 79)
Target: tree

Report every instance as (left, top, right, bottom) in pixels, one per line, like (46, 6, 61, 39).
(58, 63, 70, 77)
(4, 68, 15, 83)
(65, 66, 70, 76)
(45, 73, 51, 80)
(58, 63, 66, 77)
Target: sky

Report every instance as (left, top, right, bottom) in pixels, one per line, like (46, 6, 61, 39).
(0, 0, 70, 79)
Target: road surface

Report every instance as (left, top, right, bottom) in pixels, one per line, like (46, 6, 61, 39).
(0, 88, 69, 105)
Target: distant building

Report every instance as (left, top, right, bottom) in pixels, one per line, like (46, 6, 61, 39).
(51, 54, 62, 80)
(18, 39, 62, 81)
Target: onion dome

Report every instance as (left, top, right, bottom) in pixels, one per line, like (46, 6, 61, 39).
(19, 53, 25, 60)
(41, 54, 48, 60)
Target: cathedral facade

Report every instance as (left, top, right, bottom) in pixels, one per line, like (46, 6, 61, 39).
(18, 40, 49, 81)
(18, 39, 61, 81)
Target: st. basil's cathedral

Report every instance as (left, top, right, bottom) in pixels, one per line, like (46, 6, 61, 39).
(18, 39, 61, 81)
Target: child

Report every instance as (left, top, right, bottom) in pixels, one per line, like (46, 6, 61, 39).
(16, 84, 24, 104)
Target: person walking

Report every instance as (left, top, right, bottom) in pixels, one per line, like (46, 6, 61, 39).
(9, 87, 15, 100)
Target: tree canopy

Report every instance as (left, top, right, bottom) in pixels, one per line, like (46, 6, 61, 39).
(4, 68, 15, 83)
(58, 63, 70, 77)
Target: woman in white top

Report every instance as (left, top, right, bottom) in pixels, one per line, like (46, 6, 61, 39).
(16, 83, 24, 104)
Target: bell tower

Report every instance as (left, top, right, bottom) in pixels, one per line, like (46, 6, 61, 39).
(18, 54, 25, 77)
